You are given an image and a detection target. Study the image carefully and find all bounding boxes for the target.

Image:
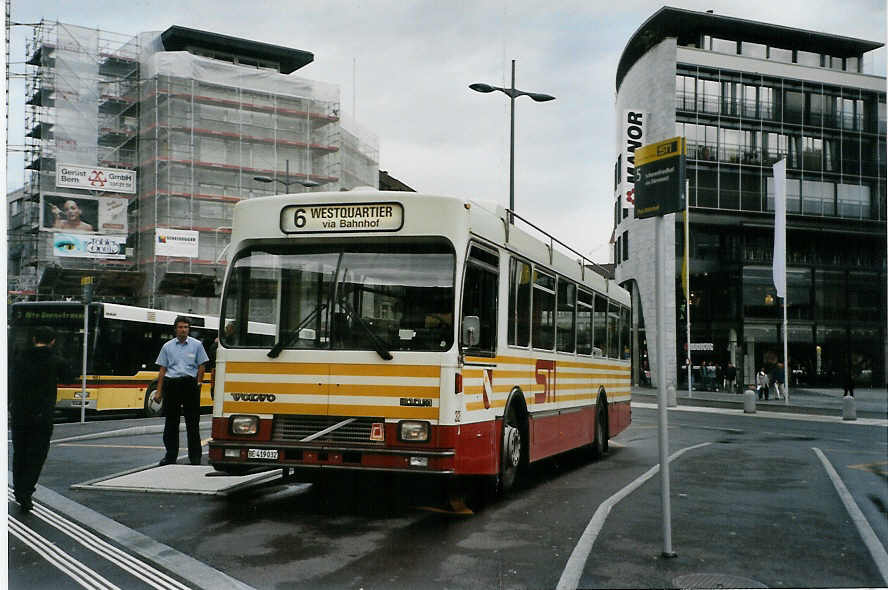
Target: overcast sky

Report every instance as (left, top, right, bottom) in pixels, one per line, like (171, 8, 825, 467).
(5, 0, 885, 261)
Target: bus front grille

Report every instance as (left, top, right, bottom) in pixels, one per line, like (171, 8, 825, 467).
(272, 415, 383, 444)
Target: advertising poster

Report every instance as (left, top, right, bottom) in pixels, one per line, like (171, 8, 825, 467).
(155, 228, 199, 258)
(52, 233, 127, 260)
(40, 192, 128, 234)
(56, 164, 136, 194)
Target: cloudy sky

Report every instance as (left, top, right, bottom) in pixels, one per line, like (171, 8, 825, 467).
(6, 0, 885, 261)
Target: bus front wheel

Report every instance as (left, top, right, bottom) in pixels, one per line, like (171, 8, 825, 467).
(144, 382, 163, 418)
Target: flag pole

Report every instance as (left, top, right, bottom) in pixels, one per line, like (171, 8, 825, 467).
(684, 180, 692, 397)
(773, 159, 789, 405)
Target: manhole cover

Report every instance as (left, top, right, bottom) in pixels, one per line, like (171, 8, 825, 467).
(673, 573, 768, 589)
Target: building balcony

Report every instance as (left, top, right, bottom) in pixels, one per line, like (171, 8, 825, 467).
(149, 89, 339, 123)
(140, 156, 338, 186)
(26, 121, 53, 140)
(26, 43, 55, 67)
(98, 125, 138, 147)
(99, 92, 138, 114)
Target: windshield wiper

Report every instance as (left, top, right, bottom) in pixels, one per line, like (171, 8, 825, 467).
(267, 303, 327, 358)
(337, 298, 393, 361)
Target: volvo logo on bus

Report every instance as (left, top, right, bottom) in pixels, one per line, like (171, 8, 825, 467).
(230, 393, 277, 402)
(280, 202, 404, 234)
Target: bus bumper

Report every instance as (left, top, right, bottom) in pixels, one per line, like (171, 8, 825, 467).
(208, 417, 499, 476)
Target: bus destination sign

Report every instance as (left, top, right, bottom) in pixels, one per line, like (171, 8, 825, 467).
(280, 202, 404, 234)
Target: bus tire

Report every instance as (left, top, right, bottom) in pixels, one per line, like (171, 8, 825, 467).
(144, 381, 163, 418)
(590, 395, 608, 459)
(499, 396, 527, 493)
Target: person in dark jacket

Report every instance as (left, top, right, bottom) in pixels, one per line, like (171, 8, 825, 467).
(10, 326, 69, 512)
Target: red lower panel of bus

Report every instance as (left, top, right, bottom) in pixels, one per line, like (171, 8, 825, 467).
(209, 400, 630, 476)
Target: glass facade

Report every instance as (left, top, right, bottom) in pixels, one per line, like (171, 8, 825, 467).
(675, 68, 885, 222)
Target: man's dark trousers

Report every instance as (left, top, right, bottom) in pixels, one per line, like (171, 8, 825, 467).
(162, 376, 202, 464)
(12, 420, 53, 503)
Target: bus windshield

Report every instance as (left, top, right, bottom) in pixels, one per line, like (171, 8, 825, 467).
(221, 238, 455, 353)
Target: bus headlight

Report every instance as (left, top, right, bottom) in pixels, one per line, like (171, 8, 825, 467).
(398, 420, 429, 442)
(230, 415, 259, 435)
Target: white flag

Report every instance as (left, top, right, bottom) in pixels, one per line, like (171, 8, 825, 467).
(772, 159, 786, 298)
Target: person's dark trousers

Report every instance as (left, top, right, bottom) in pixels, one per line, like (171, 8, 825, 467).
(162, 376, 202, 464)
(12, 420, 53, 504)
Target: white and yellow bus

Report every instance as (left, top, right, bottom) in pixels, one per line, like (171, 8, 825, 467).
(9, 302, 224, 416)
(208, 188, 631, 492)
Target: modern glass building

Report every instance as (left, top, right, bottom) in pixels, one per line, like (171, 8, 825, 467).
(614, 7, 886, 389)
(11, 22, 379, 314)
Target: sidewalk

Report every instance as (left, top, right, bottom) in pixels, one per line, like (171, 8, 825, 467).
(632, 384, 887, 419)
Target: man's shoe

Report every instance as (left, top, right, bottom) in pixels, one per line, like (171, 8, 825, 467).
(158, 457, 175, 466)
(18, 497, 33, 512)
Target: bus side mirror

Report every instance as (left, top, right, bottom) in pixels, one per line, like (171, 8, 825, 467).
(462, 316, 480, 347)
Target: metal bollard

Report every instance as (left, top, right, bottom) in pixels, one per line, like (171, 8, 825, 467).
(667, 384, 677, 407)
(842, 395, 857, 421)
(743, 389, 756, 414)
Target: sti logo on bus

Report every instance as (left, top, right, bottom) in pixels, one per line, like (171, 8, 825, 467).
(281, 202, 404, 234)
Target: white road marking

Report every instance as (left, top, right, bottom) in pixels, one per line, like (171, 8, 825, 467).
(9, 513, 121, 590)
(812, 447, 888, 585)
(9, 489, 191, 589)
(556, 441, 712, 590)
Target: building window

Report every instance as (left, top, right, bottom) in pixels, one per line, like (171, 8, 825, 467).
(796, 50, 822, 67)
(784, 91, 804, 124)
(622, 231, 629, 261)
(741, 42, 766, 59)
(846, 57, 859, 72)
(615, 236, 621, 264)
(768, 47, 793, 64)
(675, 74, 696, 111)
(697, 78, 720, 114)
(759, 86, 775, 120)
(837, 183, 871, 218)
(709, 37, 738, 55)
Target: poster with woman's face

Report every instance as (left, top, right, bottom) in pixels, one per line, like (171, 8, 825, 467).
(40, 193, 128, 234)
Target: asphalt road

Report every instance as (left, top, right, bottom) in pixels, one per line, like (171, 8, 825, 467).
(8, 402, 888, 589)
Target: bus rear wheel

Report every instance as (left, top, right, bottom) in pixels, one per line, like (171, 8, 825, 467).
(590, 403, 608, 459)
(144, 382, 163, 418)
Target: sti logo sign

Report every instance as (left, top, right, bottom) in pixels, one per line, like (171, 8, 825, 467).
(633, 136, 687, 219)
(622, 110, 646, 208)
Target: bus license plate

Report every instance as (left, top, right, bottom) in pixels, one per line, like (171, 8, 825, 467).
(247, 449, 278, 460)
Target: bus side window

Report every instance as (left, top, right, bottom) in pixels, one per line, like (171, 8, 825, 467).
(556, 279, 576, 353)
(593, 294, 608, 357)
(508, 258, 532, 347)
(532, 270, 555, 350)
(461, 245, 499, 356)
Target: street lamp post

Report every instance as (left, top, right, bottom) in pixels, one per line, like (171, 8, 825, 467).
(253, 159, 320, 191)
(470, 60, 555, 223)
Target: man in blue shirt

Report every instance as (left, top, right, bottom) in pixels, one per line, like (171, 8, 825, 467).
(154, 315, 209, 466)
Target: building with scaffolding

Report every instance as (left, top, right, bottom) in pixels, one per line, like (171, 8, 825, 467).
(11, 22, 379, 314)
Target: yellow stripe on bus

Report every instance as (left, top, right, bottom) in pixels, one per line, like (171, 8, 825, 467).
(226, 362, 439, 378)
(222, 402, 439, 420)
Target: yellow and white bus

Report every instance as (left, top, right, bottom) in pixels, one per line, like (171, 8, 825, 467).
(209, 188, 631, 492)
(9, 302, 225, 417)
